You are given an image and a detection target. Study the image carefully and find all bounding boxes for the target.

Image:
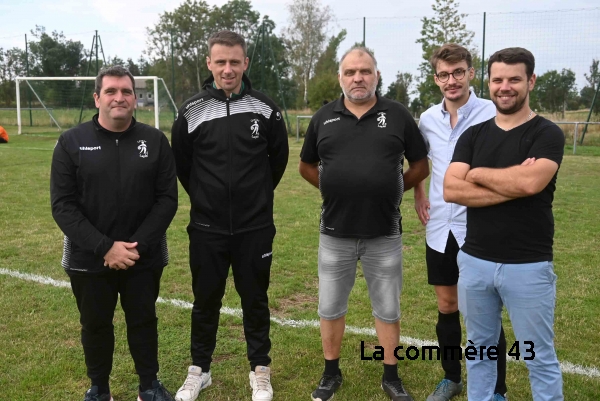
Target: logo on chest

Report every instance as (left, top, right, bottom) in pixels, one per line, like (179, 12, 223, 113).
(137, 140, 148, 158)
(250, 119, 260, 139)
(377, 112, 387, 128)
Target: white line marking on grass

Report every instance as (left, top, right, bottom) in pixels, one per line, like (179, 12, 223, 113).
(0, 147, 53, 151)
(0, 268, 71, 288)
(1, 267, 599, 379)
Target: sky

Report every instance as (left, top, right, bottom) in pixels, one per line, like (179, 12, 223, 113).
(1, 0, 599, 91)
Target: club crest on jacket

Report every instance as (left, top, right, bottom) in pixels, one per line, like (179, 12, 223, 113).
(377, 112, 387, 128)
(138, 140, 148, 158)
(250, 119, 260, 139)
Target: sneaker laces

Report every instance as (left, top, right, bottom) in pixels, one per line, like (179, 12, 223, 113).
(432, 379, 451, 395)
(181, 373, 202, 391)
(254, 372, 271, 391)
(385, 379, 408, 396)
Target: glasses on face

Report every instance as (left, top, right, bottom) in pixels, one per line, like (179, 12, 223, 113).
(435, 68, 470, 83)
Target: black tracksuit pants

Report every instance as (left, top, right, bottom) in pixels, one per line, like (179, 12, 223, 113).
(188, 224, 275, 372)
(69, 266, 164, 386)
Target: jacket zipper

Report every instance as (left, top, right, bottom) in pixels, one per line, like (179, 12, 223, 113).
(227, 98, 233, 235)
(116, 138, 121, 232)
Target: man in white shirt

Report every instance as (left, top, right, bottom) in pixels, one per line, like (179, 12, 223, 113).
(415, 43, 508, 401)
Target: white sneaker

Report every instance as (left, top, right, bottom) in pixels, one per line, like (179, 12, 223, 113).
(175, 365, 212, 401)
(249, 366, 273, 401)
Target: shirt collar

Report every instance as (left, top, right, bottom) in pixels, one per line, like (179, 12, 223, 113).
(440, 90, 479, 119)
(333, 93, 389, 116)
(212, 80, 245, 98)
(92, 114, 136, 134)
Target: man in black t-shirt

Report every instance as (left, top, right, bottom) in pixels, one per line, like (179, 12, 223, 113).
(300, 46, 429, 401)
(444, 48, 564, 401)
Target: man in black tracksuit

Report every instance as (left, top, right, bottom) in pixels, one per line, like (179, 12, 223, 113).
(171, 31, 289, 401)
(50, 66, 178, 401)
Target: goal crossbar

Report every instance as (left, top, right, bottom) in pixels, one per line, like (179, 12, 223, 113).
(16, 76, 167, 134)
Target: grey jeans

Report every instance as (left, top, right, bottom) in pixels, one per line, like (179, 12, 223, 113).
(317, 233, 403, 323)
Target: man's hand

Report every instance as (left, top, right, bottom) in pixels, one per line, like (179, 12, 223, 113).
(413, 181, 430, 226)
(104, 241, 139, 270)
(521, 157, 536, 166)
(415, 196, 430, 226)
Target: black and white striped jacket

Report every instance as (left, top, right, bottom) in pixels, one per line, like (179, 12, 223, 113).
(171, 74, 289, 235)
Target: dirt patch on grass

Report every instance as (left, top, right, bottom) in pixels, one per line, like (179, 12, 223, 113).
(272, 292, 317, 317)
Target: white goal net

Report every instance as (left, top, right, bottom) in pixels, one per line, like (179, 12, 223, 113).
(15, 76, 177, 134)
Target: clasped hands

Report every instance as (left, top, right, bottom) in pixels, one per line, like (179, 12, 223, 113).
(103, 241, 139, 270)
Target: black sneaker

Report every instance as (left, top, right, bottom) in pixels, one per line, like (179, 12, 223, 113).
(311, 371, 343, 401)
(138, 380, 175, 401)
(381, 376, 413, 401)
(83, 386, 113, 401)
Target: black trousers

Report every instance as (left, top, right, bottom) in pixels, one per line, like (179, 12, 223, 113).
(69, 266, 164, 384)
(188, 224, 275, 371)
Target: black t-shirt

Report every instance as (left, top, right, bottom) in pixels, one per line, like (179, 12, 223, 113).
(300, 95, 428, 238)
(451, 115, 564, 263)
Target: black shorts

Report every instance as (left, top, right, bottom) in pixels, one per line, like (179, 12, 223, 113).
(426, 231, 460, 286)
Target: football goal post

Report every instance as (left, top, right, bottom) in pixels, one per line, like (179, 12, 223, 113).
(15, 76, 177, 134)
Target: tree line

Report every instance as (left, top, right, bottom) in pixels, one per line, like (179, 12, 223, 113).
(0, 0, 598, 117)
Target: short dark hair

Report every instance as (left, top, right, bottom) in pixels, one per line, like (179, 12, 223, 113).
(208, 30, 247, 57)
(430, 43, 472, 71)
(95, 65, 135, 96)
(488, 47, 535, 79)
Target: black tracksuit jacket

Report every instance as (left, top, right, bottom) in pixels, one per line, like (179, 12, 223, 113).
(50, 115, 178, 274)
(171, 74, 289, 235)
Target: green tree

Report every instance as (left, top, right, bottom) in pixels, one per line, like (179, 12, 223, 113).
(580, 59, 599, 115)
(211, 0, 260, 38)
(384, 72, 414, 106)
(306, 30, 346, 111)
(146, 0, 213, 102)
(146, 0, 262, 105)
(284, 0, 333, 108)
(470, 55, 489, 99)
(533, 69, 577, 118)
(27, 26, 85, 108)
(410, 97, 424, 118)
(247, 17, 297, 110)
(415, 0, 474, 112)
(28, 26, 84, 77)
(126, 58, 141, 76)
(107, 56, 125, 67)
(0, 47, 26, 106)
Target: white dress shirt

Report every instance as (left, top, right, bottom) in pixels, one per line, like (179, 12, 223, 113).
(418, 91, 496, 253)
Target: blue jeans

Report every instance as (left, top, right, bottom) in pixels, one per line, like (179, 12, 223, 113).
(457, 250, 563, 401)
(318, 233, 403, 323)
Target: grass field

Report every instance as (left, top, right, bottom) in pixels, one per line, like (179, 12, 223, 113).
(0, 108, 177, 132)
(0, 130, 599, 400)
(3, 107, 600, 148)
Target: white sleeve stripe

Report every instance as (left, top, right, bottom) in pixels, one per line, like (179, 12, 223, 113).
(183, 94, 273, 133)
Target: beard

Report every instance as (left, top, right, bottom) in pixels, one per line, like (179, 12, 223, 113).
(342, 82, 377, 103)
(492, 91, 528, 115)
